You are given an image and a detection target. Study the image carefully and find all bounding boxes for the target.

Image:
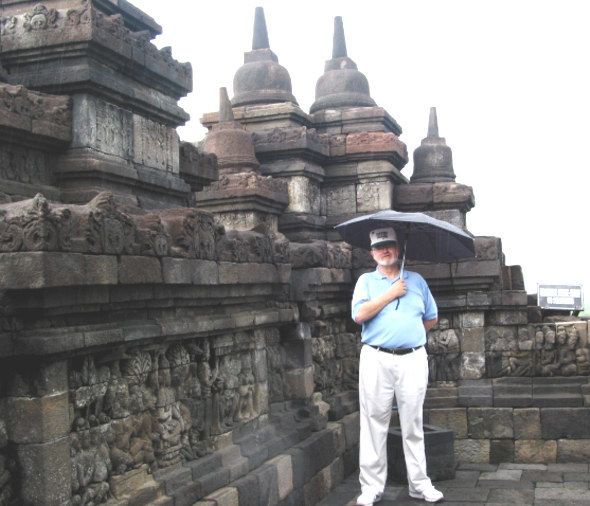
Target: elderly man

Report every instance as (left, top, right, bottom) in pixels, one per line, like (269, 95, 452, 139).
(351, 227, 443, 505)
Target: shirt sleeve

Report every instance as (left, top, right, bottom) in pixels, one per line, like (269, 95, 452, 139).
(351, 274, 370, 321)
(421, 275, 438, 321)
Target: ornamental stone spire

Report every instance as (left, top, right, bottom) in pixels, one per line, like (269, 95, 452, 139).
(410, 107, 456, 183)
(202, 87, 259, 174)
(232, 7, 297, 107)
(310, 16, 376, 114)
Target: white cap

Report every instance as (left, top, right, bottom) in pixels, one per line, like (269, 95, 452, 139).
(369, 227, 397, 248)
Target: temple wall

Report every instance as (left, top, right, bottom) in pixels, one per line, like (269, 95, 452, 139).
(1, 2, 589, 504)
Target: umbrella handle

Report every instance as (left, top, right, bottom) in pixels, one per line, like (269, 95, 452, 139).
(395, 238, 408, 311)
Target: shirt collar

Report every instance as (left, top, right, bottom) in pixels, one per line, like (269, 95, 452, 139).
(373, 267, 407, 281)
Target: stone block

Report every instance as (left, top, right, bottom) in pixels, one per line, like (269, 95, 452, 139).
(487, 488, 534, 503)
(356, 181, 393, 213)
(459, 327, 485, 353)
(284, 367, 314, 399)
(427, 408, 468, 438)
(394, 183, 433, 207)
(197, 468, 230, 498)
(541, 408, 590, 439)
(16, 437, 71, 505)
(490, 439, 514, 464)
(0, 252, 117, 289)
(424, 209, 465, 229)
(303, 464, 331, 506)
(557, 439, 590, 462)
(218, 262, 279, 284)
(340, 412, 360, 448)
(295, 430, 338, 483)
(233, 474, 259, 506)
(424, 385, 458, 408)
(325, 184, 356, 215)
(454, 439, 490, 463)
(286, 176, 321, 214)
(197, 487, 239, 506)
(285, 447, 306, 489)
(118, 256, 162, 284)
(345, 132, 406, 159)
(487, 309, 528, 325)
(468, 407, 513, 438)
(253, 465, 280, 506)
(432, 182, 474, 206)
(267, 454, 293, 500)
(86, 255, 119, 285)
(388, 425, 455, 482)
(5, 392, 69, 444)
(493, 377, 533, 407)
(283, 340, 312, 369)
(485, 326, 518, 352)
(535, 487, 590, 502)
(111, 465, 154, 499)
(458, 379, 493, 407)
(515, 440, 557, 463)
(187, 453, 222, 480)
(460, 352, 486, 380)
(7, 359, 67, 397)
(513, 408, 541, 439)
(456, 312, 485, 328)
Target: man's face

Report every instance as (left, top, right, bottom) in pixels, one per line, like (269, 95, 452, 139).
(370, 243, 399, 267)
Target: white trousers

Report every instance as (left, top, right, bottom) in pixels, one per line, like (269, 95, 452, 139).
(358, 344, 432, 495)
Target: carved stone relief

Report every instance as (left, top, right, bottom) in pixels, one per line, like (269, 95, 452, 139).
(133, 116, 179, 173)
(428, 318, 461, 381)
(325, 185, 356, 216)
(67, 334, 264, 498)
(0, 3, 190, 81)
(0, 144, 53, 185)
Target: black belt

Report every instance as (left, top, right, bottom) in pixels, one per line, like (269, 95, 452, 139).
(368, 344, 423, 355)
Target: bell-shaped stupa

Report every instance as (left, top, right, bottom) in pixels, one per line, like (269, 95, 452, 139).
(310, 16, 376, 113)
(411, 107, 456, 183)
(202, 87, 259, 174)
(232, 7, 298, 107)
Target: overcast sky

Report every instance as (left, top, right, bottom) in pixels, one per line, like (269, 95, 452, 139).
(133, 0, 589, 305)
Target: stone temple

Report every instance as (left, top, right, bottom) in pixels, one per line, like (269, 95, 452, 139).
(0, 2, 588, 505)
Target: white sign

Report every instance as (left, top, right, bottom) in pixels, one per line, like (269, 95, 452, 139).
(538, 284, 584, 310)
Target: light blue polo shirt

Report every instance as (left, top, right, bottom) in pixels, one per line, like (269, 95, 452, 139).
(351, 269, 438, 349)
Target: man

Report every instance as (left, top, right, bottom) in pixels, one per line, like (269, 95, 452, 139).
(351, 226, 443, 505)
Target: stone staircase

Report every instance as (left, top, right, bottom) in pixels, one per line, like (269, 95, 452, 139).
(107, 404, 360, 506)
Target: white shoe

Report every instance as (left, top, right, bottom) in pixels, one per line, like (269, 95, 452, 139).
(409, 485, 444, 503)
(355, 490, 383, 506)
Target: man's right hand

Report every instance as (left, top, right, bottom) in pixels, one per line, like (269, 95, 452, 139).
(387, 279, 407, 302)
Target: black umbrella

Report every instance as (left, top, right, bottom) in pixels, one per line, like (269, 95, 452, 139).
(335, 210, 475, 275)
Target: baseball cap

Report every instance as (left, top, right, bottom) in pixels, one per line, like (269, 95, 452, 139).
(369, 227, 398, 248)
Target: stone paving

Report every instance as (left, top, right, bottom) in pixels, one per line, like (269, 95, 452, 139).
(318, 462, 590, 505)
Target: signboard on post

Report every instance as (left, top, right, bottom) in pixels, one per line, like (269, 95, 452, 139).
(537, 284, 584, 310)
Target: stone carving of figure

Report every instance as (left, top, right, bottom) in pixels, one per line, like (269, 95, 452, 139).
(539, 326, 560, 376)
(104, 360, 130, 419)
(571, 326, 590, 374)
(428, 319, 461, 381)
(558, 326, 578, 376)
(266, 345, 284, 402)
(196, 340, 217, 441)
(151, 353, 183, 469)
(71, 425, 110, 505)
(236, 355, 256, 422)
(167, 343, 191, 401)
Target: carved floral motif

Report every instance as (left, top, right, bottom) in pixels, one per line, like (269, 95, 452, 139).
(23, 4, 58, 31)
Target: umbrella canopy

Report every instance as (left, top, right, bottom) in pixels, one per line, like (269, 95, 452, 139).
(335, 210, 475, 263)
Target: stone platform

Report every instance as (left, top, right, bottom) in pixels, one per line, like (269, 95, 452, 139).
(319, 462, 590, 506)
